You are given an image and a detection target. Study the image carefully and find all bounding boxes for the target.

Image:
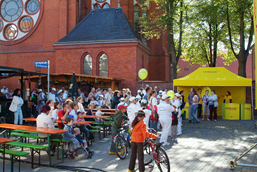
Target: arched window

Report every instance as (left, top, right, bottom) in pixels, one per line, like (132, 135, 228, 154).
(99, 54, 108, 77)
(94, 4, 100, 9)
(83, 54, 92, 75)
(103, 3, 109, 9)
(134, 6, 140, 35)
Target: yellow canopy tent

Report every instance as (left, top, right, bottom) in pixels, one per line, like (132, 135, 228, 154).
(173, 67, 253, 117)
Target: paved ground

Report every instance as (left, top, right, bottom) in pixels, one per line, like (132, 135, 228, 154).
(1, 120, 257, 172)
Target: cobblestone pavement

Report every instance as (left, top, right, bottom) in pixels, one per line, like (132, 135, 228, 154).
(1, 120, 257, 172)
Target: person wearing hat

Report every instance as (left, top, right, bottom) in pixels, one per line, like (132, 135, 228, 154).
(136, 95, 142, 110)
(141, 99, 152, 128)
(48, 87, 57, 103)
(127, 97, 139, 129)
(158, 94, 175, 146)
(36, 89, 46, 115)
(97, 95, 105, 107)
(173, 93, 182, 136)
(109, 105, 128, 155)
(118, 97, 127, 108)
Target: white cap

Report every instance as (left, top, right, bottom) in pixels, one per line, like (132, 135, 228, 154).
(136, 95, 141, 99)
(141, 99, 147, 104)
(175, 93, 181, 97)
(58, 90, 63, 94)
(137, 90, 141, 93)
(159, 90, 163, 93)
(120, 97, 125, 101)
(99, 95, 104, 98)
(162, 94, 170, 100)
(51, 87, 56, 91)
(38, 89, 42, 92)
(129, 96, 136, 101)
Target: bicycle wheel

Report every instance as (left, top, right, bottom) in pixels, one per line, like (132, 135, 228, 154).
(144, 142, 153, 165)
(156, 147, 170, 172)
(115, 135, 127, 159)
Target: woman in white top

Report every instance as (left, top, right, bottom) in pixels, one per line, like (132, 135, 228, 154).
(52, 102, 61, 123)
(172, 93, 182, 135)
(68, 102, 79, 121)
(77, 96, 86, 114)
(190, 90, 200, 123)
(11, 89, 24, 125)
(46, 100, 54, 120)
(149, 90, 158, 131)
(208, 90, 218, 121)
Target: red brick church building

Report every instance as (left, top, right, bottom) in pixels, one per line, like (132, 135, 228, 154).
(0, 0, 170, 92)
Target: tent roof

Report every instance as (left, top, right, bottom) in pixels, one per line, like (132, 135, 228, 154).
(173, 67, 252, 86)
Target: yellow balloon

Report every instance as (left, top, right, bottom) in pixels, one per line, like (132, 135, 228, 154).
(138, 68, 148, 80)
(167, 90, 175, 99)
(201, 87, 212, 97)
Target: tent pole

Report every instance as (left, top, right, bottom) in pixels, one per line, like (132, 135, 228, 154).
(251, 86, 254, 120)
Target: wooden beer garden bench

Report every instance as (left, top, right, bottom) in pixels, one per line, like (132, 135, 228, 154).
(0, 124, 68, 166)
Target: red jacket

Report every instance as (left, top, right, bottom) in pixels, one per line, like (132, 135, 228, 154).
(131, 120, 157, 143)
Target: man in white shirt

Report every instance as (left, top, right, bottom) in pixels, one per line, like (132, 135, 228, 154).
(48, 88, 57, 103)
(127, 97, 138, 129)
(1, 85, 8, 96)
(118, 97, 127, 108)
(158, 94, 175, 146)
(61, 86, 68, 100)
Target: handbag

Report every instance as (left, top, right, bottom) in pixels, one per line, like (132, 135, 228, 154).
(9, 100, 17, 112)
(214, 101, 218, 107)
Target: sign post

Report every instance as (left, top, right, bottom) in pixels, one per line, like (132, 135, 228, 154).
(34, 60, 50, 95)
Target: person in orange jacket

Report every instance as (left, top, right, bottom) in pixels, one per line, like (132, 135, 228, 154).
(128, 110, 158, 172)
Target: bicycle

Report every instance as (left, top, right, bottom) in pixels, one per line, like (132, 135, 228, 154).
(144, 129, 170, 172)
(113, 121, 131, 159)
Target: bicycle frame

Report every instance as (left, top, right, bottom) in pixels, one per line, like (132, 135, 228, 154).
(147, 139, 161, 163)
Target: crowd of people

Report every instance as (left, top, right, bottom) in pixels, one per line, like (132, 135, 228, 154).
(2, 83, 234, 170)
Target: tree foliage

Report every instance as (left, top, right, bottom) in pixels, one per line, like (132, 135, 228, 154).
(139, 0, 185, 80)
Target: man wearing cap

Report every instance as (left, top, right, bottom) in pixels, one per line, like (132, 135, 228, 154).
(118, 97, 127, 108)
(158, 94, 175, 146)
(36, 89, 46, 115)
(109, 105, 128, 154)
(127, 97, 139, 129)
(136, 95, 142, 109)
(48, 87, 57, 103)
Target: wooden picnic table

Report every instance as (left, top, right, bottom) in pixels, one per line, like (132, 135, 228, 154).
(92, 111, 116, 115)
(22, 118, 93, 125)
(0, 123, 67, 166)
(83, 115, 110, 119)
(85, 108, 117, 111)
(0, 138, 15, 172)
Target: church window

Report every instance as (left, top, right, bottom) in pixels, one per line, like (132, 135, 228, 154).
(83, 54, 93, 75)
(134, 6, 140, 35)
(103, 3, 109, 9)
(19, 16, 33, 32)
(94, 4, 100, 9)
(1, 0, 23, 22)
(4, 24, 18, 40)
(26, 0, 39, 15)
(99, 54, 108, 77)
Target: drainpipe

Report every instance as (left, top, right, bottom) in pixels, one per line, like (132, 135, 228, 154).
(79, 0, 81, 21)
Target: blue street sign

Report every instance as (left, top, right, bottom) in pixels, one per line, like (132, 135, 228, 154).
(34, 61, 48, 68)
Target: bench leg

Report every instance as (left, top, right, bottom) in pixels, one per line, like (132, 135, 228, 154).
(31, 149, 34, 169)
(19, 156, 20, 172)
(11, 155, 13, 172)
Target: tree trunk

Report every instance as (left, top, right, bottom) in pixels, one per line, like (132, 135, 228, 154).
(238, 56, 247, 77)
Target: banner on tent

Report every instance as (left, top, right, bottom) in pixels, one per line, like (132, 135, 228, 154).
(222, 103, 240, 120)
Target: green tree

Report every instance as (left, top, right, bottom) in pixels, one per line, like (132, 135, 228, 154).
(140, 0, 185, 80)
(182, 0, 235, 67)
(225, 0, 253, 77)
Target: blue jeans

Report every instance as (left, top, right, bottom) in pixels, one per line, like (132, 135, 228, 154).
(110, 127, 118, 152)
(149, 120, 157, 131)
(191, 104, 199, 123)
(14, 106, 23, 125)
(84, 127, 90, 139)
